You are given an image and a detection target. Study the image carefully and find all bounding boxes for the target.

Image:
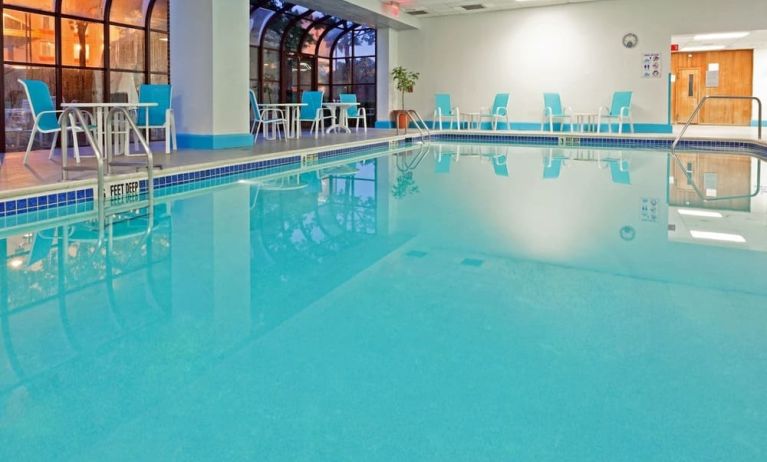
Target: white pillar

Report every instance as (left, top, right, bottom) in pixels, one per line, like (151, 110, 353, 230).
(376, 28, 399, 128)
(170, 0, 251, 149)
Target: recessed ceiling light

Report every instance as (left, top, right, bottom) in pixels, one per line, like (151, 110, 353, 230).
(690, 230, 746, 243)
(678, 209, 723, 218)
(693, 32, 749, 41)
(461, 4, 486, 10)
(680, 45, 726, 52)
(406, 9, 429, 15)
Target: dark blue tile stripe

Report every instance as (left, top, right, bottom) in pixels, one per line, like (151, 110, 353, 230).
(3, 135, 765, 220)
(0, 141, 394, 220)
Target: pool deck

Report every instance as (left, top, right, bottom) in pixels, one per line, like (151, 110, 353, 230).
(1, 125, 765, 201)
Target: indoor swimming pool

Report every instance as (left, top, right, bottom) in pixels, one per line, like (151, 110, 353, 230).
(1, 141, 767, 461)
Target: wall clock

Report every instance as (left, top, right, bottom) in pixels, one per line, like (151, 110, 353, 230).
(622, 33, 639, 49)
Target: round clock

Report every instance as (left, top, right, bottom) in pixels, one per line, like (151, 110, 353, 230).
(622, 33, 639, 49)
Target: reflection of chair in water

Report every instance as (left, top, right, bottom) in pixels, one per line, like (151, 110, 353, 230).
(434, 145, 459, 174)
(543, 148, 568, 179)
(598, 152, 631, 185)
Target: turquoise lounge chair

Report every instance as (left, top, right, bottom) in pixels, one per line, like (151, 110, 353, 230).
(433, 93, 460, 130)
(480, 93, 510, 130)
(18, 79, 94, 165)
(250, 89, 288, 141)
(543, 149, 568, 179)
(299, 91, 335, 138)
(136, 84, 177, 153)
(339, 93, 367, 131)
(542, 93, 572, 132)
(597, 91, 634, 134)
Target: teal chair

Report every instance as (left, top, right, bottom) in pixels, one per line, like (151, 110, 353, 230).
(598, 91, 634, 134)
(480, 93, 510, 130)
(249, 89, 287, 141)
(492, 155, 509, 177)
(434, 145, 457, 174)
(339, 93, 367, 131)
(299, 90, 334, 138)
(18, 79, 93, 165)
(542, 93, 572, 133)
(543, 149, 568, 179)
(136, 84, 177, 153)
(433, 93, 460, 130)
(604, 158, 631, 185)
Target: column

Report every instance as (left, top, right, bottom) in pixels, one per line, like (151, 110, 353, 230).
(170, 0, 251, 149)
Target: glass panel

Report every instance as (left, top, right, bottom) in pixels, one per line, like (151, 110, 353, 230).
(250, 8, 274, 46)
(333, 31, 352, 58)
(150, 73, 168, 84)
(263, 13, 289, 49)
(262, 81, 279, 104)
(109, 71, 143, 102)
(331, 85, 350, 101)
(61, 19, 104, 67)
(61, 68, 104, 103)
(302, 18, 335, 54)
(353, 57, 375, 84)
(3, 0, 54, 11)
(250, 47, 260, 80)
(263, 49, 279, 81)
(250, 79, 259, 94)
(150, 31, 169, 74)
(109, 0, 145, 27)
(109, 25, 144, 71)
(287, 55, 298, 87)
(288, 5, 308, 15)
(332, 58, 351, 84)
(3, 65, 56, 152)
(62, 0, 105, 20)
(317, 26, 342, 57)
(356, 84, 375, 105)
(317, 84, 329, 100)
(286, 86, 298, 103)
(150, 0, 168, 31)
(3, 10, 56, 64)
(354, 29, 376, 56)
(318, 58, 330, 84)
(299, 57, 313, 87)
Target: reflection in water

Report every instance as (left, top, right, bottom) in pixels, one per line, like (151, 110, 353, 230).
(1, 147, 767, 460)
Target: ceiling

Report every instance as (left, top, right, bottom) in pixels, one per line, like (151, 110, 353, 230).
(397, 0, 611, 18)
(671, 29, 767, 52)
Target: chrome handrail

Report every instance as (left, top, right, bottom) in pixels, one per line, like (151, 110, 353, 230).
(672, 96, 762, 152)
(405, 109, 432, 140)
(105, 107, 155, 203)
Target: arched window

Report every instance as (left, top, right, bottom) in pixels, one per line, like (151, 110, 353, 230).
(249, 1, 376, 123)
(0, 0, 171, 152)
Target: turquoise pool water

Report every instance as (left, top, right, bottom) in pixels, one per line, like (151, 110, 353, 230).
(1, 142, 767, 461)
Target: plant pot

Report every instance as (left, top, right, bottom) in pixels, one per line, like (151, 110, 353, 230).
(393, 110, 409, 130)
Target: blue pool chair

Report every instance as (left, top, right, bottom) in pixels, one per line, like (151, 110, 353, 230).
(136, 84, 177, 153)
(543, 149, 568, 179)
(492, 155, 509, 177)
(480, 93, 510, 130)
(542, 93, 572, 133)
(339, 93, 367, 131)
(433, 93, 460, 130)
(249, 89, 288, 141)
(597, 91, 634, 134)
(434, 146, 458, 174)
(299, 90, 334, 138)
(606, 159, 631, 185)
(18, 79, 94, 165)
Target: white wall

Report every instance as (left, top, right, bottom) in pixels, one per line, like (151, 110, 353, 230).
(754, 48, 767, 123)
(393, 0, 767, 127)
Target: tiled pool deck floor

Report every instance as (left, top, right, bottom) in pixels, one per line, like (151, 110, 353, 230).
(0, 129, 402, 198)
(2, 125, 766, 200)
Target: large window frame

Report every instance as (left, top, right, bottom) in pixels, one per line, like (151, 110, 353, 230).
(249, 0, 376, 124)
(1, 0, 170, 152)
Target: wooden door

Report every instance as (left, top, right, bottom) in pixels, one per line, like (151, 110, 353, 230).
(674, 68, 700, 124)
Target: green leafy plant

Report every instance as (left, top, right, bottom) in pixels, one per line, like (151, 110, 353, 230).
(391, 171, 419, 199)
(391, 66, 420, 110)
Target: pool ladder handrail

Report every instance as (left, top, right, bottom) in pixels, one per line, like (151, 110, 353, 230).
(672, 95, 762, 152)
(397, 110, 432, 141)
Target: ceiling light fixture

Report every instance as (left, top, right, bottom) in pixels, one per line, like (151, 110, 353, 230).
(693, 31, 749, 41)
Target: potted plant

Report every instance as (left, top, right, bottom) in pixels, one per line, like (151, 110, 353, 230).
(391, 66, 420, 129)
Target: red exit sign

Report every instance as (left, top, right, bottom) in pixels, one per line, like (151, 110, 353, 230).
(671, 44, 679, 52)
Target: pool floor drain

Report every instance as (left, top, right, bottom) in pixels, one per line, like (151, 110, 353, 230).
(461, 258, 484, 267)
(406, 250, 428, 258)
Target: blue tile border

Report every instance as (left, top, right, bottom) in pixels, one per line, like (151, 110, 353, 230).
(2, 134, 766, 222)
